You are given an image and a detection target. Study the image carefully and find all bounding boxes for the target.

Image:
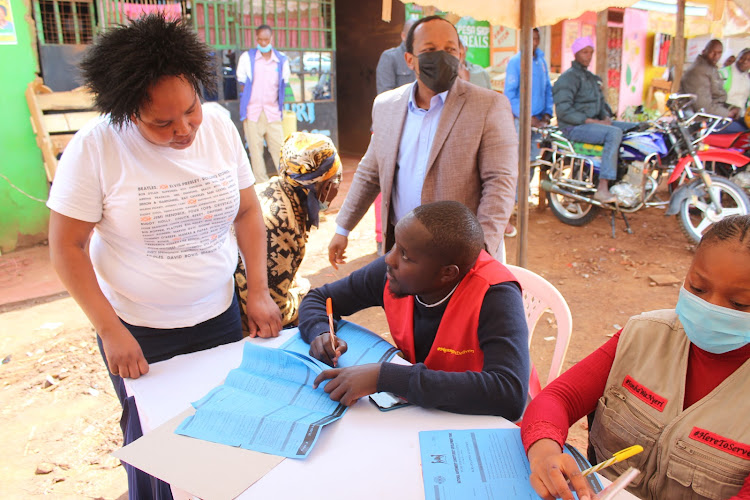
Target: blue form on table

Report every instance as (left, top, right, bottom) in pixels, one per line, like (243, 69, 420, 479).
(175, 320, 399, 458)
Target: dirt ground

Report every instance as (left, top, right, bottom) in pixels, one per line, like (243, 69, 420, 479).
(0, 156, 696, 499)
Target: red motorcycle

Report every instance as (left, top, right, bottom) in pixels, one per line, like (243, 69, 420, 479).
(698, 124, 750, 193)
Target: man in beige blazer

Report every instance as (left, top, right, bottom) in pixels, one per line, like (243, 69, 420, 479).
(329, 16, 518, 266)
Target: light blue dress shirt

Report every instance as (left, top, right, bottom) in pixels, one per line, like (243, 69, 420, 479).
(336, 82, 448, 237)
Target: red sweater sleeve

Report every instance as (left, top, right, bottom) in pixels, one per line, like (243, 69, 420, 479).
(521, 331, 750, 498)
(731, 474, 750, 499)
(520, 332, 621, 452)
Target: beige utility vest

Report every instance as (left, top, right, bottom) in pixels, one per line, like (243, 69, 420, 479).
(589, 310, 750, 500)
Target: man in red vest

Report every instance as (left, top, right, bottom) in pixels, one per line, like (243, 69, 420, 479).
(299, 201, 529, 419)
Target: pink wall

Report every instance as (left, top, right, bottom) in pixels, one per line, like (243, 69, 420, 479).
(618, 8, 648, 116)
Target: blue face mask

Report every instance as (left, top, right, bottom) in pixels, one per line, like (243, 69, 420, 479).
(675, 287, 750, 354)
(257, 44, 272, 54)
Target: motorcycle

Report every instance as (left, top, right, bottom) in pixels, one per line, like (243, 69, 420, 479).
(702, 127, 750, 193)
(537, 94, 750, 243)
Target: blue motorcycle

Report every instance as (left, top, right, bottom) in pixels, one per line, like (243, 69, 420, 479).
(537, 94, 750, 243)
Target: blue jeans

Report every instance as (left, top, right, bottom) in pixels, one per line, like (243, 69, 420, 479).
(565, 121, 634, 181)
(514, 117, 542, 172)
(98, 294, 243, 500)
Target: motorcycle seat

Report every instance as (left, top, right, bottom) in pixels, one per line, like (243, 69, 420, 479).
(703, 133, 740, 149)
(554, 140, 604, 157)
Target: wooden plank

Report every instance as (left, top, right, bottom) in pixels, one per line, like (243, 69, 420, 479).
(42, 111, 99, 133)
(26, 77, 97, 182)
(36, 91, 95, 111)
(64, 111, 100, 130)
(49, 134, 76, 155)
(26, 82, 59, 182)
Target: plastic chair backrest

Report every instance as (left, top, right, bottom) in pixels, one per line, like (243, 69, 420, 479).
(505, 264, 573, 399)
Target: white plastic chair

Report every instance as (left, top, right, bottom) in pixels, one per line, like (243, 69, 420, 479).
(505, 264, 573, 399)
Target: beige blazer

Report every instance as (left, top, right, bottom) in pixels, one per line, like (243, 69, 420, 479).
(336, 78, 519, 257)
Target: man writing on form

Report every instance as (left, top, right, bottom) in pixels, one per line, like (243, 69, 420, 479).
(302, 201, 530, 419)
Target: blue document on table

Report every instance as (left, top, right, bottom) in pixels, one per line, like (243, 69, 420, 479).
(419, 428, 601, 500)
(280, 320, 400, 366)
(175, 321, 399, 458)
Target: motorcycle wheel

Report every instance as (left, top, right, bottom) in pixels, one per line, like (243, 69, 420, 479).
(547, 191, 600, 226)
(702, 160, 750, 196)
(678, 176, 750, 244)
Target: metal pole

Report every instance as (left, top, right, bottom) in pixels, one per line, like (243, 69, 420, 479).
(671, 0, 686, 93)
(516, 0, 533, 268)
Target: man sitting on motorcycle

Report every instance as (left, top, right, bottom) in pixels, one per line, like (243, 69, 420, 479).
(553, 36, 634, 203)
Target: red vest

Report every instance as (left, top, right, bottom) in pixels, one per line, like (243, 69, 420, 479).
(383, 250, 518, 372)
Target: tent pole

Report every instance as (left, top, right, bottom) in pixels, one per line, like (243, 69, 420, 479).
(672, 0, 685, 92)
(516, 0, 533, 268)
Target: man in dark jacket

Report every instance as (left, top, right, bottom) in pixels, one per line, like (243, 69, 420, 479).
(375, 19, 416, 94)
(681, 39, 740, 120)
(553, 36, 633, 203)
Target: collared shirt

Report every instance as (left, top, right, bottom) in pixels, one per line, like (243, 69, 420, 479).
(391, 82, 448, 223)
(335, 82, 447, 237)
(246, 51, 282, 123)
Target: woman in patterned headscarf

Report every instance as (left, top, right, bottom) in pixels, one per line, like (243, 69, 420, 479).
(236, 132, 342, 330)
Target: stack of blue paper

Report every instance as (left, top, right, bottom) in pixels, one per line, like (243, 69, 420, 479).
(176, 321, 399, 458)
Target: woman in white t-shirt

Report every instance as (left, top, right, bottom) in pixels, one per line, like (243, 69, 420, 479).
(46, 15, 281, 500)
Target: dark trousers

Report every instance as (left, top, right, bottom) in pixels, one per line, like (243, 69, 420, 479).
(98, 294, 243, 500)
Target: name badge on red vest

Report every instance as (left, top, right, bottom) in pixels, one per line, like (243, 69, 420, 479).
(622, 375, 668, 412)
(690, 427, 750, 460)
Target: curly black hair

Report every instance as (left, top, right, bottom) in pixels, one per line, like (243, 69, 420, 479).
(80, 14, 216, 128)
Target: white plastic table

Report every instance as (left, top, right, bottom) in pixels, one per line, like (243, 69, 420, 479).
(123, 330, 635, 499)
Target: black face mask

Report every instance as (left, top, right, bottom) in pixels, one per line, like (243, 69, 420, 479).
(416, 50, 459, 94)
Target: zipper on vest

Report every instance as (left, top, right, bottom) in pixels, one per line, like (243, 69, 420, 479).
(675, 440, 748, 476)
(612, 388, 663, 433)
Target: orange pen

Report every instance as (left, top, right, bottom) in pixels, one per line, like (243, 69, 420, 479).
(325, 297, 336, 352)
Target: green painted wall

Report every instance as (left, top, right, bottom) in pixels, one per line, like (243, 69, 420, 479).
(0, 0, 50, 253)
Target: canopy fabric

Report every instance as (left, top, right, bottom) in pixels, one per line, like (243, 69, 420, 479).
(398, 0, 640, 28)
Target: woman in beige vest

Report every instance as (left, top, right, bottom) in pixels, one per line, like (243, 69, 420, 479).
(521, 215, 750, 500)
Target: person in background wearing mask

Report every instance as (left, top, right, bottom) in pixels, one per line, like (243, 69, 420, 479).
(237, 24, 290, 183)
(521, 215, 750, 500)
(328, 15, 518, 265)
(720, 48, 750, 133)
(236, 132, 342, 330)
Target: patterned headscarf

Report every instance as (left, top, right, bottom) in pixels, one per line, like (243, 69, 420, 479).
(279, 132, 342, 229)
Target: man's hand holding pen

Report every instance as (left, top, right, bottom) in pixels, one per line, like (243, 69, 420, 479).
(310, 334, 348, 367)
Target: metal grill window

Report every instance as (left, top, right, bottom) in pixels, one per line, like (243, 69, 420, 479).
(190, 0, 334, 52)
(98, 0, 186, 28)
(33, 0, 96, 45)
